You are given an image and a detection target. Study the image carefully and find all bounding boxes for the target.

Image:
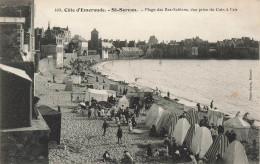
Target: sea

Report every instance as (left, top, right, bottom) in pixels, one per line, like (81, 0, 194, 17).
(93, 59, 260, 125)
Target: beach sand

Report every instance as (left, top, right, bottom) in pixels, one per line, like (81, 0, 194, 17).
(35, 58, 259, 164)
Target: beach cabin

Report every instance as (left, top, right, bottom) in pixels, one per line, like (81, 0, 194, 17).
(85, 89, 116, 105)
(191, 126, 213, 158)
(223, 116, 250, 141)
(71, 75, 81, 85)
(145, 104, 164, 128)
(118, 95, 129, 108)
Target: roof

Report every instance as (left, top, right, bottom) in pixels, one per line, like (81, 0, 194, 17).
(0, 64, 32, 82)
(87, 88, 116, 95)
(71, 35, 87, 42)
(38, 105, 61, 115)
(122, 47, 143, 52)
(102, 42, 113, 48)
(224, 116, 250, 128)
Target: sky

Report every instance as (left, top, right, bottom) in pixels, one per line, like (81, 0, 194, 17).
(34, 0, 260, 42)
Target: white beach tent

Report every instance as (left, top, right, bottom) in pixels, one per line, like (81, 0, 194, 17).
(85, 89, 116, 105)
(145, 104, 164, 128)
(223, 116, 250, 141)
(207, 109, 224, 126)
(118, 95, 129, 108)
(191, 126, 213, 158)
(223, 140, 249, 164)
(171, 118, 191, 145)
(63, 76, 70, 84)
(71, 75, 81, 85)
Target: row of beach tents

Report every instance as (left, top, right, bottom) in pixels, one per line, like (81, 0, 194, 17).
(144, 104, 250, 163)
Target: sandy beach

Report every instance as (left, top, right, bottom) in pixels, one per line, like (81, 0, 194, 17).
(35, 57, 259, 164)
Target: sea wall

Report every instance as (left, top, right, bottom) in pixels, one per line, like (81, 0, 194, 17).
(1, 114, 50, 164)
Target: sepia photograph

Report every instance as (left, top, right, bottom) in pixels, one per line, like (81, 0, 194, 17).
(0, 0, 260, 163)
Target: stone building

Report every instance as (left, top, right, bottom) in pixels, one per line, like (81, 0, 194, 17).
(35, 27, 44, 50)
(0, 0, 35, 62)
(88, 28, 100, 54)
(41, 23, 65, 67)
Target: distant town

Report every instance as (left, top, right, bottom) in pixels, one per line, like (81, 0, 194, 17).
(34, 23, 260, 67)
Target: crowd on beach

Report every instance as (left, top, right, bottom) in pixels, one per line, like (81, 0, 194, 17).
(39, 58, 258, 163)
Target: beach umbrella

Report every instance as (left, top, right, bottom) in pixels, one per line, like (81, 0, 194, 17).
(184, 124, 200, 151)
(172, 118, 191, 145)
(168, 115, 179, 137)
(204, 134, 229, 162)
(80, 102, 86, 106)
(186, 109, 199, 125)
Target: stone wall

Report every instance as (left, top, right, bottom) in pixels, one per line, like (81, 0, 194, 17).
(1, 114, 50, 164)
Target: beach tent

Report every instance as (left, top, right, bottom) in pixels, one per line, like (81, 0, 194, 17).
(145, 104, 164, 128)
(204, 134, 229, 162)
(171, 118, 191, 145)
(54, 74, 67, 84)
(207, 109, 224, 126)
(156, 110, 178, 132)
(118, 96, 129, 108)
(63, 76, 70, 84)
(223, 140, 249, 164)
(65, 80, 73, 91)
(85, 89, 116, 104)
(191, 126, 213, 158)
(168, 115, 180, 137)
(223, 116, 250, 141)
(186, 109, 199, 125)
(71, 75, 81, 84)
(184, 124, 200, 151)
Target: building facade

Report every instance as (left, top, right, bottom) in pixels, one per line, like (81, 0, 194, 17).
(0, 0, 35, 62)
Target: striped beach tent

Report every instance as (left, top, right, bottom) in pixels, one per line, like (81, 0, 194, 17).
(204, 134, 229, 162)
(156, 111, 178, 132)
(184, 124, 200, 150)
(168, 115, 179, 138)
(185, 109, 199, 125)
(172, 118, 191, 145)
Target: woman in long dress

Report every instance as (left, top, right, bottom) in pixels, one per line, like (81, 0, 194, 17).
(128, 120, 133, 132)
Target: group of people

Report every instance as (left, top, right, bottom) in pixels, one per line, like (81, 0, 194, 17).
(102, 150, 134, 163)
(146, 136, 225, 163)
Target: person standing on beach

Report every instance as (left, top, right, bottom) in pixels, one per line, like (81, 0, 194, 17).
(210, 100, 214, 109)
(117, 125, 123, 144)
(196, 103, 201, 112)
(167, 91, 170, 98)
(102, 120, 109, 136)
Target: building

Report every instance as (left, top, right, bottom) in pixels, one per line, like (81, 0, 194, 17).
(69, 35, 88, 56)
(88, 28, 100, 54)
(102, 41, 114, 59)
(148, 35, 158, 45)
(121, 47, 143, 57)
(0, 0, 35, 62)
(34, 27, 44, 50)
(128, 40, 136, 47)
(40, 23, 65, 67)
(52, 26, 71, 48)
